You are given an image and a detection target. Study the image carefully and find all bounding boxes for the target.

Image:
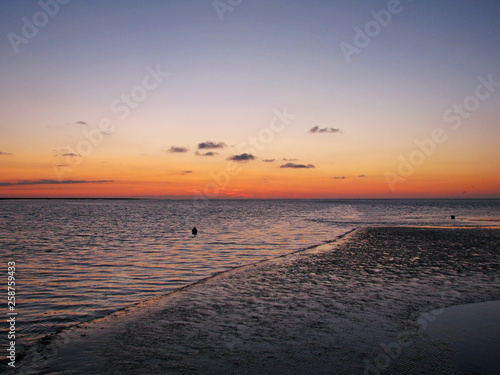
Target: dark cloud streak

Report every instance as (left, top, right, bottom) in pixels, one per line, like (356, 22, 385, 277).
(227, 153, 255, 162)
(309, 126, 341, 134)
(168, 146, 188, 153)
(280, 163, 315, 169)
(198, 141, 227, 149)
(0, 179, 114, 187)
(195, 151, 218, 157)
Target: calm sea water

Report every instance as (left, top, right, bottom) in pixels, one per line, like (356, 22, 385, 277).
(1, 199, 499, 354)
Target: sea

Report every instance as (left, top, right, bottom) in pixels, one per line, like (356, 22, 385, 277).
(1, 198, 499, 357)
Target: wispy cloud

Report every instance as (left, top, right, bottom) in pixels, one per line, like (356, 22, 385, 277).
(168, 146, 189, 153)
(282, 158, 298, 161)
(280, 163, 315, 169)
(0, 152, 13, 156)
(358, 174, 366, 178)
(227, 153, 255, 162)
(332, 176, 346, 180)
(262, 159, 275, 163)
(62, 153, 79, 157)
(75, 121, 88, 126)
(309, 126, 342, 134)
(170, 170, 193, 176)
(0, 179, 114, 187)
(195, 151, 219, 157)
(198, 141, 227, 149)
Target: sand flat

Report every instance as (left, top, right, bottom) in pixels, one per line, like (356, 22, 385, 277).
(19, 227, 500, 374)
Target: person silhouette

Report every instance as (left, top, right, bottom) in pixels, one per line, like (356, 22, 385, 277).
(192, 227, 198, 235)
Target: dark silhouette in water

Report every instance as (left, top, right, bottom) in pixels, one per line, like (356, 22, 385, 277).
(192, 227, 198, 235)
(451, 215, 455, 220)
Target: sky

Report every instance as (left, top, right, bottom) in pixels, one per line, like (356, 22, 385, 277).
(0, 0, 499, 198)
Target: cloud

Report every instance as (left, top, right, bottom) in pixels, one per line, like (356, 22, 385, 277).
(0, 152, 13, 156)
(75, 121, 88, 126)
(262, 159, 275, 163)
(168, 146, 188, 153)
(332, 176, 346, 180)
(197, 141, 227, 149)
(282, 158, 298, 161)
(0, 179, 114, 187)
(309, 126, 342, 134)
(195, 151, 218, 157)
(62, 153, 79, 157)
(358, 174, 366, 178)
(280, 163, 315, 169)
(227, 153, 255, 162)
(170, 170, 193, 176)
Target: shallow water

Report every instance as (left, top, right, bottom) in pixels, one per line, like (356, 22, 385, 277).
(0, 199, 498, 354)
(424, 300, 500, 375)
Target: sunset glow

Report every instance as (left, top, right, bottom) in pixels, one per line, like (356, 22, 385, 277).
(1, 1, 499, 198)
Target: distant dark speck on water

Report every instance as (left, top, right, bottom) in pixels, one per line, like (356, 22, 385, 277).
(451, 215, 455, 219)
(192, 227, 198, 235)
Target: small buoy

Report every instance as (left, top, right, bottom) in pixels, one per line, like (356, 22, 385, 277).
(451, 215, 455, 220)
(192, 227, 198, 235)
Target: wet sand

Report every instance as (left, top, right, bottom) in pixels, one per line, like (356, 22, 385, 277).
(18, 227, 500, 374)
